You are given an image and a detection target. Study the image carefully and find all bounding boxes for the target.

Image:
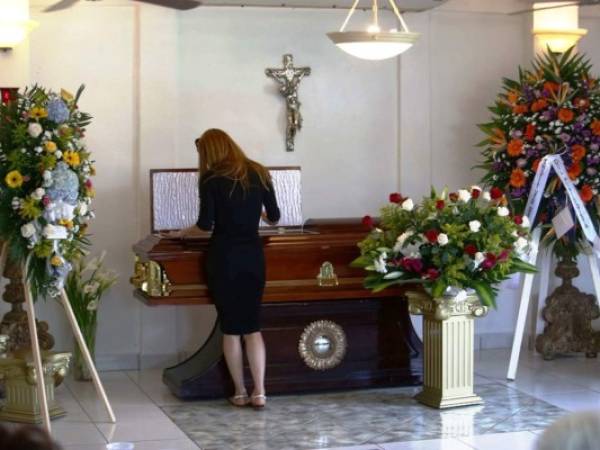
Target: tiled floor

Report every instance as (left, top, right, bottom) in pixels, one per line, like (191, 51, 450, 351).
(2, 349, 600, 450)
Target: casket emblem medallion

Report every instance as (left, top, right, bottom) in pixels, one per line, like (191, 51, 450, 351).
(298, 320, 347, 370)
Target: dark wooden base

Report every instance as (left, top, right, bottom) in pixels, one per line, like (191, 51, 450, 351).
(164, 297, 422, 399)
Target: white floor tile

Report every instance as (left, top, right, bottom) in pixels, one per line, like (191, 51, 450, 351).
(458, 431, 538, 450)
(50, 421, 107, 446)
(323, 445, 384, 450)
(83, 403, 170, 424)
(542, 391, 600, 412)
(126, 439, 200, 449)
(96, 419, 188, 442)
(379, 439, 473, 450)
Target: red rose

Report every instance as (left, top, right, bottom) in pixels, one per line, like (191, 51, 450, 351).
(362, 215, 374, 229)
(499, 249, 511, 261)
(464, 244, 478, 257)
(389, 192, 403, 204)
(424, 268, 440, 280)
(513, 215, 523, 225)
(85, 179, 93, 189)
(435, 200, 445, 210)
(401, 257, 424, 274)
(471, 188, 481, 199)
(481, 259, 495, 270)
(449, 192, 459, 202)
(424, 229, 440, 243)
(490, 187, 503, 200)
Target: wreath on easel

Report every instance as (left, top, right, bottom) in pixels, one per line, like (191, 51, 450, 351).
(0, 85, 95, 298)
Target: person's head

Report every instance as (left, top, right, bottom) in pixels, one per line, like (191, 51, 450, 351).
(537, 411, 600, 450)
(195, 128, 270, 190)
(0, 424, 62, 450)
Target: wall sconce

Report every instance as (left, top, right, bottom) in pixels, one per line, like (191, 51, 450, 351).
(533, 2, 587, 54)
(0, 0, 38, 51)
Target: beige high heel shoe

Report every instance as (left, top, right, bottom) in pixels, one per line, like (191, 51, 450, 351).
(251, 394, 267, 409)
(228, 394, 250, 407)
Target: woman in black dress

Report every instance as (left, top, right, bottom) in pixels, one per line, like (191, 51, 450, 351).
(176, 129, 280, 408)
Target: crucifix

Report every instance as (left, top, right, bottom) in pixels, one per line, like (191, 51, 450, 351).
(265, 54, 311, 152)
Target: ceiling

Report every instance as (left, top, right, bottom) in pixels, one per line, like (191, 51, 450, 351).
(192, 0, 448, 11)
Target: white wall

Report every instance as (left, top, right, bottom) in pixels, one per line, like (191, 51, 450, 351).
(2, 1, 600, 367)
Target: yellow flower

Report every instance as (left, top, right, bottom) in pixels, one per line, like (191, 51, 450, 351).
(45, 141, 57, 153)
(58, 219, 73, 229)
(30, 107, 48, 119)
(5, 170, 24, 189)
(61, 89, 74, 102)
(63, 151, 81, 167)
(86, 187, 96, 198)
(50, 255, 63, 267)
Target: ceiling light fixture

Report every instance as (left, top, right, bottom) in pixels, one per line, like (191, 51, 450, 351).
(327, 0, 419, 61)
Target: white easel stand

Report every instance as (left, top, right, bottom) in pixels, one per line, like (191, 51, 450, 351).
(20, 265, 116, 433)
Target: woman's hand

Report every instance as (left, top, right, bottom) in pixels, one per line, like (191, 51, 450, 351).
(261, 211, 278, 227)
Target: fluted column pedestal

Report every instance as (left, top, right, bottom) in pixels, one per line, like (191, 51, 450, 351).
(408, 290, 488, 409)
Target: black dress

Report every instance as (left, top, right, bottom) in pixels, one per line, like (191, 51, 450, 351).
(196, 170, 280, 335)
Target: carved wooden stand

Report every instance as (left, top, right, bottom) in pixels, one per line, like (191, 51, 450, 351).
(535, 260, 600, 360)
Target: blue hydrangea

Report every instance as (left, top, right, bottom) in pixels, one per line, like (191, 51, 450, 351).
(47, 98, 70, 123)
(47, 162, 80, 205)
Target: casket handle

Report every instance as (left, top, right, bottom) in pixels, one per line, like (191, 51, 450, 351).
(317, 262, 339, 287)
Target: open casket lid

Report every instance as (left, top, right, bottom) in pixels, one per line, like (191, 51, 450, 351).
(150, 167, 303, 233)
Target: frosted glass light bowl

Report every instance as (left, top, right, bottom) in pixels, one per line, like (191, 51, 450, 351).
(327, 31, 420, 60)
(106, 443, 134, 450)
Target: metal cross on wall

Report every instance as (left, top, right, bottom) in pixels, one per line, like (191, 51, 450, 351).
(265, 54, 311, 152)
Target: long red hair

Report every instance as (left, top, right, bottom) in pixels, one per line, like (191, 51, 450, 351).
(195, 129, 271, 191)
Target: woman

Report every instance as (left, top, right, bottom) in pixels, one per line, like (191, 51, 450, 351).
(175, 129, 280, 409)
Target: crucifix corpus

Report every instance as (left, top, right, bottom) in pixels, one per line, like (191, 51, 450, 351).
(265, 54, 311, 152)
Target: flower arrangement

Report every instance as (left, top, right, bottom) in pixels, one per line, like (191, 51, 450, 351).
(0, 86, 95, 298)
(352, 187, 536, 307)
(477, 48, 600, 259)
(64, 252, 117, 380)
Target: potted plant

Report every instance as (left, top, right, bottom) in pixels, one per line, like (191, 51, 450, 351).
(353, 187, 536, 408)
(63, 252, 117, 381)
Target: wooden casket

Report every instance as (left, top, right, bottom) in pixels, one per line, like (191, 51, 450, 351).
(131, 168, 422, 399)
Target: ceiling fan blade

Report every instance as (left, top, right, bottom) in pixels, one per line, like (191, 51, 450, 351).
(43, 0, 80, 12)
(134, 0, 202, 10)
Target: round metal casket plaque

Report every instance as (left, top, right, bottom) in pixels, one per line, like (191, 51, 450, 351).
(298, 320, 347, 371)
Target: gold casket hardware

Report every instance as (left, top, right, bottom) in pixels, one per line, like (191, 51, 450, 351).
(317, 262, 339, 287)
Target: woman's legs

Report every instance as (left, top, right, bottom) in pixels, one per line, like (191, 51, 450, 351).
(244, 332, 266, 405)
(223, 334, 247, 403)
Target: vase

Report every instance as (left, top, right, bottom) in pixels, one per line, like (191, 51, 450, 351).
(72, 320, 96, 382)
(407, 288, 488, 409)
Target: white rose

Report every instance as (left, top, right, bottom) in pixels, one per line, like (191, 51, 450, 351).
(474, 252, 485, 265)
(55, 150, 63, 159)
(497, 206, 510, 217)
(21, 223, 36, 239)
(31, 188, 45, 201)
(34, 146, 43, 154)
(514, 236, 529, 253)
(27, 122, 43, 138)
(437, 233, 449, 246)
(458, 189, 471, 203)
(521, 216, 530, 228)
(482, 192, 491, 202)
(469, 220, 482, 233)
(401, 198, 414, 211)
